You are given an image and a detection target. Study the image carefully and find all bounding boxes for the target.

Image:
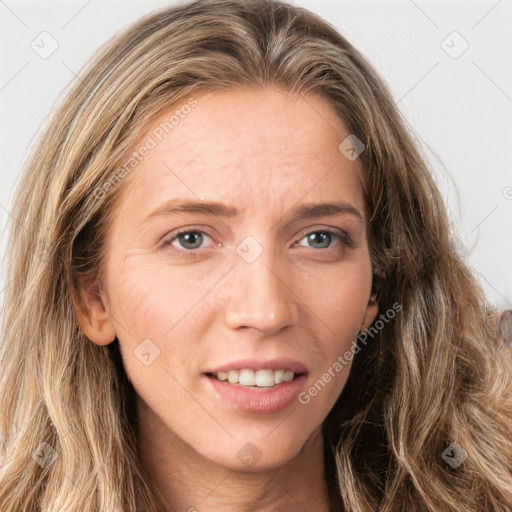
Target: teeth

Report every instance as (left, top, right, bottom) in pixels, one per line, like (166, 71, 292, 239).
(255, 369, 274, 387)
(213, 369, 297, 387)
(239, 369, 256, 386)
(274, 369, 285, 384)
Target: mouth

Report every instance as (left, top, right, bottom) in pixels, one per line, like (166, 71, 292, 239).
(205, 368, 306, 390)
(202, 359, 309, 413)
(203, 368, 308, 415)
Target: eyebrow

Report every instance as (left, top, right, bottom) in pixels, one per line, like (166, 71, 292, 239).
(144, 199, 365, 227)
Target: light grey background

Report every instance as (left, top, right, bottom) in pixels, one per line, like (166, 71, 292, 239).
(1, 0, 511, 313)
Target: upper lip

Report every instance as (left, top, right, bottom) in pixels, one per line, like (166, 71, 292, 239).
(204, 358, 309, 375)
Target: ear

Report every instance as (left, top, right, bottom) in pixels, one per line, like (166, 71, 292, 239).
(360, 285, 379, 332)
(76, 278, 117, 346)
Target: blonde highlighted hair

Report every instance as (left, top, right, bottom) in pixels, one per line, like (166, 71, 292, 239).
(1, 0, 511, 510)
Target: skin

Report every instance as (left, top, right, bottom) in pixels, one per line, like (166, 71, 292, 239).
(78, 86, 379, 511)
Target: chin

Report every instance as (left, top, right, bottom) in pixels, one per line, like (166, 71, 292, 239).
(202, 430, 314, 473)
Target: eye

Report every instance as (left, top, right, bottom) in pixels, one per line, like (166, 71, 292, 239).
(161, 227, 353, 257)
(294, 228, 352, 250)
(163, 229, 213, 253)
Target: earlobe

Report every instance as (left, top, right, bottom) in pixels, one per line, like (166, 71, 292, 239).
(368, 284, 379, 306)
(360, 287, 379, 332)
(76, 279, 116, 346)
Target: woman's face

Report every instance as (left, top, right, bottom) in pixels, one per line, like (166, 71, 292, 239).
(87, 86, 378, 471)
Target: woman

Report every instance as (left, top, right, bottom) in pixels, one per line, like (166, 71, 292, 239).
(1, 0, 511, 510)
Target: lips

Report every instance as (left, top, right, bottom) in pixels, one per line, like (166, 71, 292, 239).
(202, 358, 309, 412)
(204, 373, 308, 413)
(204, 358, 309, 375)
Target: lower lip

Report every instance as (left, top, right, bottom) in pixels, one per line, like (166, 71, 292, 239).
(204, 374, 308, 414)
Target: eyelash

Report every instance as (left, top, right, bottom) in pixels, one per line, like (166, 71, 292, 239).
(162, 227, 353, 257)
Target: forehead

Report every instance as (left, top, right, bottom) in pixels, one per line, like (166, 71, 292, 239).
(114, 86, 366, 222)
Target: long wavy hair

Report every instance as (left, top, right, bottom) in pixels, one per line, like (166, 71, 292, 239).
(1, 0, 511, 510)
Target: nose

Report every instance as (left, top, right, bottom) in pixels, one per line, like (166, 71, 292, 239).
(224, 249, 300, 334)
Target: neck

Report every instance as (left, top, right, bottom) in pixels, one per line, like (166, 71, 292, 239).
(136, 400, 332, 512)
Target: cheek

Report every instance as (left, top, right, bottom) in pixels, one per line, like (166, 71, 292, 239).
(300, 261, 372, 343)
(107, 260, 219, 374)
(296, 269, 368, 413)
(109, 258, 214, 338)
